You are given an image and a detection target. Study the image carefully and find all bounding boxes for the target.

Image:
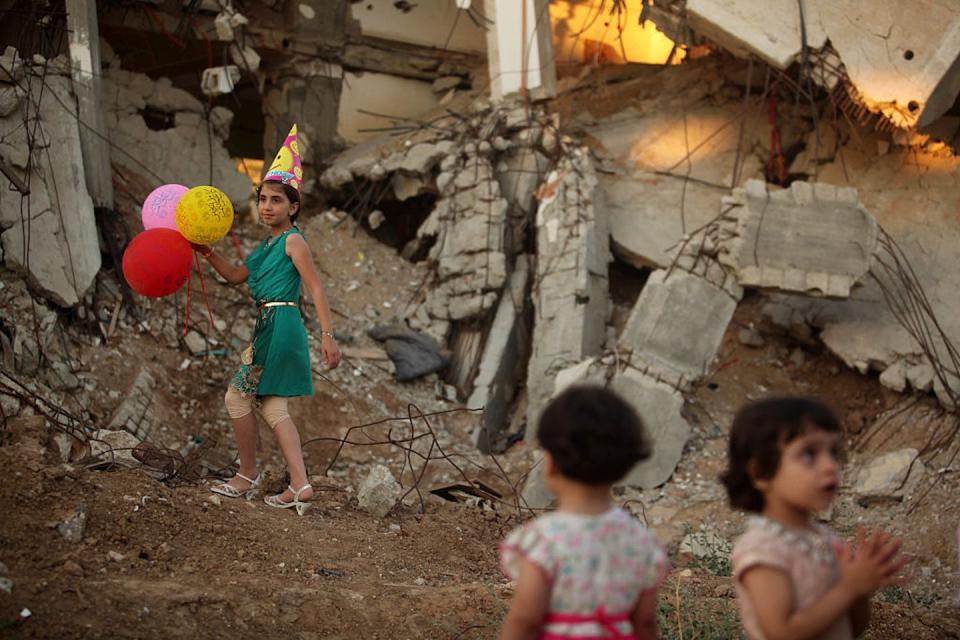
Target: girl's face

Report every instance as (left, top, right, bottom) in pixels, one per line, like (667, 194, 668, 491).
(258, 182, 297, 226)
(755, 427, 841, 523)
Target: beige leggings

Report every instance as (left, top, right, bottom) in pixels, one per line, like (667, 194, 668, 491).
(224, 386, 290, 428)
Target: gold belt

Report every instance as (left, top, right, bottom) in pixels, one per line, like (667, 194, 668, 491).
(259, 301, 298, 309)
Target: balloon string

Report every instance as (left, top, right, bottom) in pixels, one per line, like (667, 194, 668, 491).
(195, 252, 215, 330)
(230, 230, 246, 260)
(183, 257, 192, 338)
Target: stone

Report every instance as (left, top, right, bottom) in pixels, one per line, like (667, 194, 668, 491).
(906, 362, 934, 393)
(368, 324, 449, 382)
(108, 551, 125, 563)
(367, 210, 385, 230)
(469, 257, 530, 452)
(717, 180, 878, 297)
(0, 577, 10, 595)
(107, 367, 159, 440)
(0, 75, 101, 307)
(878, 360, 908, 393)
(853, 448, 925, 505)
(738, 327, 765, 349)
(46, 360, 80, 391)
(679, 528, 733, 560)
(57, 504, 87, 543)
(619, 265, 740, 386)
(184, 331, 206, 355)
(89, 429, 142, 467)
(357, 464, 401, 518)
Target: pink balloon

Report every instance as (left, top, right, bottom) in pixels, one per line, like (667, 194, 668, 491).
(142, 184, 188, 231)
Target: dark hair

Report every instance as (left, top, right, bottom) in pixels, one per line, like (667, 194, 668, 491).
(720, 396, 841, 513)
(537, 385, 652, 485)
(257, 182, 302, 224)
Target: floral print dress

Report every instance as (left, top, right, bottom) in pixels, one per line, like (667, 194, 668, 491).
(500, 507, 668, 639)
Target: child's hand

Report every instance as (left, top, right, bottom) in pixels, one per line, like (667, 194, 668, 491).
(835, 527, 912, 598)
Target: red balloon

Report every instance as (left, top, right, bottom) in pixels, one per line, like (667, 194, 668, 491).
(122, 228, 193, 297)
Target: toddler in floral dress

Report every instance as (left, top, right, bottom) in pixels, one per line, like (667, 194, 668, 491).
(721, 397, 912, 640)
(499, 386, 668, 640)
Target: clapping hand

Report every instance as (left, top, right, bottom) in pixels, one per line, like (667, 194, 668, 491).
(835, 527, 912, 598)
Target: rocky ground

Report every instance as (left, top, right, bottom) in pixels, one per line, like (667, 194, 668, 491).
(1, 198, 958, 639)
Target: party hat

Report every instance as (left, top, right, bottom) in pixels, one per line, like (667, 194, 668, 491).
(263, 124, 303, 192)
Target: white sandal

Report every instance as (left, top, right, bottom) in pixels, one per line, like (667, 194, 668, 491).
(210, 472, 261, 500)
(264, 484, 312, 516)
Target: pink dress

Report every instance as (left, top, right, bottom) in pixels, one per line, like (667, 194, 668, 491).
(500, 507, 668, 639)
(731, 516, 852, 640)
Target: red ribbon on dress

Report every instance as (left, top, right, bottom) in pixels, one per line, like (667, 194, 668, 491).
(540, 606, 634, 640)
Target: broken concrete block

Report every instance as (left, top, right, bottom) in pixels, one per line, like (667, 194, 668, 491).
(392, 173, 423, 201)
(853, 448, 925, 505)
(357, 464, 401, 518)
(184, 330, 207, 355)
(906, 362, 934, 393)
(737, 327, 765, 349)
(399, 141, 452, 174)
(0, 86, 19, 117)
(718, 180, 878, 297)
(469, 257, 530, 452)
(619, 265, 739, 386)
(0, 75, 101, 307)
(878, 360, 908, 393)
(498, 149, 550, 215)
(89, 429, 142, 467)
(610, 367, 690, 489)
(107, 367, 159, 440)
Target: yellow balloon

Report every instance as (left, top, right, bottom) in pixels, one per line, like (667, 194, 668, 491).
(175, 186, 234, 244)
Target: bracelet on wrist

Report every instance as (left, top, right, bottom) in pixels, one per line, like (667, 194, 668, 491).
(202, 248, 213, 258)
(321, 330, 335, 340)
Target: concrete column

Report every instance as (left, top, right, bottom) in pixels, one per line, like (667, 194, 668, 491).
(483, 0, 557, 100)
(65, 0, 114, 208)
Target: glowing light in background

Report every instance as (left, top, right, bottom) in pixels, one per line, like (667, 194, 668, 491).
(550, 0, 684, 66)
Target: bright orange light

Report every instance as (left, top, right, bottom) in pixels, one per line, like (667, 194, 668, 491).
(550, 1, 684, 65)
(235, 157, 264, 185)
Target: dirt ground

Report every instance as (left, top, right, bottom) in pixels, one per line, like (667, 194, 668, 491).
(2, 198, 959, 639)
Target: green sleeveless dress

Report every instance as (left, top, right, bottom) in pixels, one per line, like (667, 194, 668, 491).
(230, 226, 314, 397)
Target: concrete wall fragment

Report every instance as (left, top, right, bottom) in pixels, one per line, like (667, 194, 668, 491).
(717, 179, 878, 297)
(0, 72, 101, 307)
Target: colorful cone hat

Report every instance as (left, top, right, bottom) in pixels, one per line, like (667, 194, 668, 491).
(263, 124, 303, 192)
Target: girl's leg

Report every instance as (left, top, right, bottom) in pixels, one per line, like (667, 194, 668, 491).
(262, 397, 314, 502)
(223, 387, 259, 491)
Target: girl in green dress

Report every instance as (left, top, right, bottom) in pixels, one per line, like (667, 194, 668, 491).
(194, 125, 340, 515)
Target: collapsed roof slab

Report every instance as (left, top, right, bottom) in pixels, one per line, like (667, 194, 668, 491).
(669, 0, 960, 129)
(685, 0, 827, 69)
(717, 179, 878, 298)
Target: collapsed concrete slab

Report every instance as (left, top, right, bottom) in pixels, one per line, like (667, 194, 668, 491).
(525, 150, 611, 434)
(469, 256, 530, 452)
(717, 180, 878, 297)
(0, 70, 101, 307)
(619, 259, 741, 387)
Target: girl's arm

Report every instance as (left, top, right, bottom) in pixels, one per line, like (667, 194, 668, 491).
(741, 565, 858, 640)
(286, 233, 341, 369)
(499, 558, 550, 640)
(630, 590, 658, 640)
(193, 245, 249, 284)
